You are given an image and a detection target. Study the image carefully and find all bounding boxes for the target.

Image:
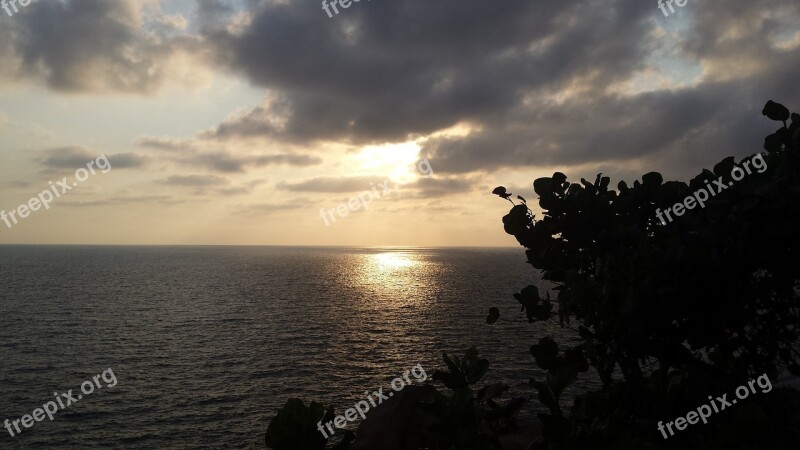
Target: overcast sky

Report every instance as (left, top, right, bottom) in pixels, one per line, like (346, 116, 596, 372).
(0, 0, 798, 246)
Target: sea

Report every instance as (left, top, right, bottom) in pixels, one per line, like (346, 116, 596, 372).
(0, 246, 593, 449)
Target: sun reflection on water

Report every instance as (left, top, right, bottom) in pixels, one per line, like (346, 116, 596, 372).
(348, 251, 437, 310)
(371, 252, 416, 269)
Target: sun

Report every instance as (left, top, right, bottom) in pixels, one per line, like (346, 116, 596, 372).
(354, 141, 422, 184)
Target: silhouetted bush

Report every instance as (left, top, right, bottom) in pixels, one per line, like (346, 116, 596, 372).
(492, 100, 800, 449)
(266, 348, 526, 449)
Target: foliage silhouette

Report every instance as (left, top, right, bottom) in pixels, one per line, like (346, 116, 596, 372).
(492, 100, 800, 449)
(265, 399, 334, 450)
(265, 348, 525, 449)
(422, 347, 526, 449)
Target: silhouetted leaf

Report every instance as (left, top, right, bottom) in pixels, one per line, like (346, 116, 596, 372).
(492, 186, 512, 199)
(765, 133, 783, 152)
(642, 172, 663, 188)
(763, 100, 790, 122)
(531, 337, 559, 370)
(477, 383, 508, 403)
(466, 358, 490, 384)
(713, 156, 735, 178)
(552, 172, 567, 187)
(534, 177, 553, 197)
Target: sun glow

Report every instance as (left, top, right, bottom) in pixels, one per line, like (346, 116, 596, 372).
(353, 141, 422, 184)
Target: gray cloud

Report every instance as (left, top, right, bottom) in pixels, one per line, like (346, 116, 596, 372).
(38, 147, 98, 169)
(38, 146, 146, 170)
(0, 0, 195, 93)
(109, 152, 148, 169)
(176, 150, 322, 173)
(137, 136, 322, 172)
(5, 0, 799, 185)
(201, 0, 653, 144)
(197, 0, 800, 181)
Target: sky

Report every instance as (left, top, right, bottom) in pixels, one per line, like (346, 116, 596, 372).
(0, 0, 798, 246)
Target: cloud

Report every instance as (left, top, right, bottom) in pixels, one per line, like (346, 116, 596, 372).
(156, 173, 264, 196)
(0, 0, 201, 93)
(136, 137, 192, 152)
(251, 154, 321, 167)
(277, 174, 478, 199)
(59, 195, 180, 207)
(200, 0, 654, 145)
(38, 146, 146, 170)
(234, 202, 306, 217)
(159, 174, 230, 187)
(109, 152, 148, 169)
(410, 176, 478, 198)
(137, 135, 322, 172)
(6, 0, 799, 184)
(277, 176, 384, 193)
(196, 0, 800, 181)
(181, 151, 322, 173)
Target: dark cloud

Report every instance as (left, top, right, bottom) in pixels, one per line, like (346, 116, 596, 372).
(0, 0, 194, 93)
(201, 0, 653, 144)
(197, 0, 800, 181)
(109, 152, 148, 169)
(38, 146, 100, 169)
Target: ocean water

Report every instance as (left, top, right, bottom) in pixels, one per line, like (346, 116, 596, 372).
(0, 246, 593, 449)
